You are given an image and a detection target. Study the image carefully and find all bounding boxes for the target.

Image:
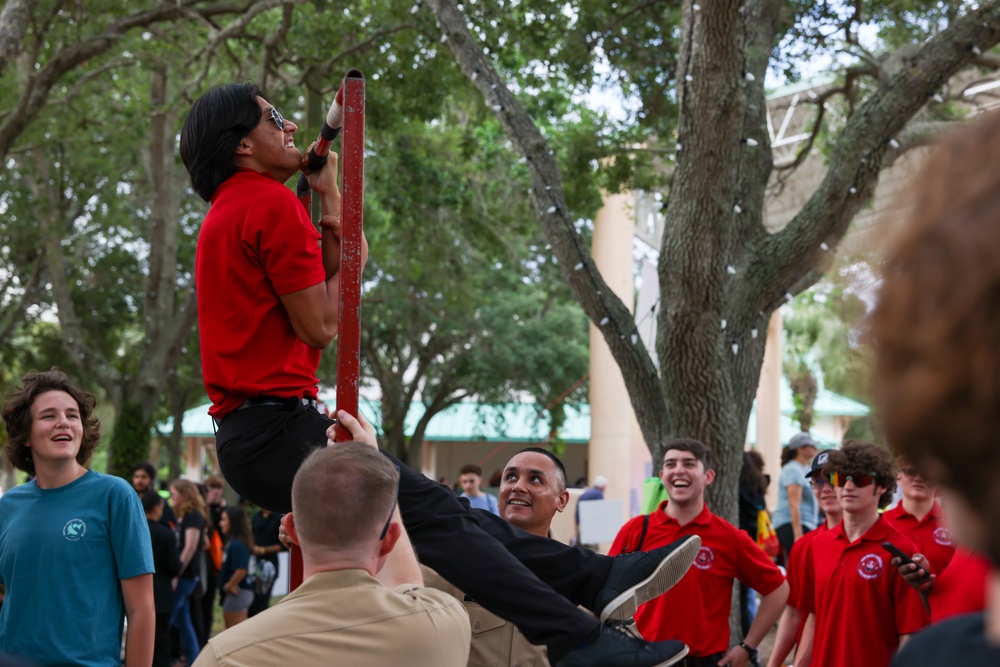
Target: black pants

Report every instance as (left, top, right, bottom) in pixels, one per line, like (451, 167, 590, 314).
(776, 522, 811, 566)
(152, 611, 172, 667)
(215, 399, 609, 658)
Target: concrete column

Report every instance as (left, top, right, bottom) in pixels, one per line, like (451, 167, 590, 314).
(184, 436, 203, 482)
(756, 309, 783, 509)
(588, 192, 636, 530)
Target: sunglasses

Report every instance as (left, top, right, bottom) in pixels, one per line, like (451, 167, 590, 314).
(900, 467, 921, 478)
(378, 471, 401, 540)
(264, 107, 285, 130)
(828, 471, 877, 488)
(809, 477, 831, 489)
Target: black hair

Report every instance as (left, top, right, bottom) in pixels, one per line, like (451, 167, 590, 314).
(662, 438, 712, 468)
(141, 490, 164, 514)
(516, 447, 567, 490)
(180, 82, 265, 202)
(131, 461, 156, 480)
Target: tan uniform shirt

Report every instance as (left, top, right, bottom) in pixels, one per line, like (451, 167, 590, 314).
(193, 568, 470, 667)
(423, 566, 550, 667)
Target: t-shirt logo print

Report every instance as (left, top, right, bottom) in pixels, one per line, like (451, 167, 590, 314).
(63, 519, 87, 541)
(933, 527, 954, 546)
(857, 553, 884, 580)
(693, 546, 715, 570)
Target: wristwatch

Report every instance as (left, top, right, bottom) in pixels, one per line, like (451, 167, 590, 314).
(738, 641, 759, 663)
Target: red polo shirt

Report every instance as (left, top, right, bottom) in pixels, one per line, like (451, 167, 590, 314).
(196, 170, 327, 417)
(801, 516, 927, 667)
(883, 502, 956, 577)
(786, 522, 829, 611)
(929, 545, 991, 622)
(609, 502, 785, 657)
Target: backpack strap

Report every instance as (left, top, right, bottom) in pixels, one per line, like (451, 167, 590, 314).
(635, 513, 651, 552)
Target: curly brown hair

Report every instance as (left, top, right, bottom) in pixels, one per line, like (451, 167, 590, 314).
(821, 440, 897, 509)
(870, 111, 1000, 560)
(1, 368, 101, 476)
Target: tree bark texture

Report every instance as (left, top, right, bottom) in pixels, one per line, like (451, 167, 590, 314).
(0, 0, 36, 77)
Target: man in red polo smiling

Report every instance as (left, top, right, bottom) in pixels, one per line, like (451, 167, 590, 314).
(610, 439, 788, 667)
(799, 440, 927, 667)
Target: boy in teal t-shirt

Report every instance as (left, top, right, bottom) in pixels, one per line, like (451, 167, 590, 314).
(0, 370, 155, 666)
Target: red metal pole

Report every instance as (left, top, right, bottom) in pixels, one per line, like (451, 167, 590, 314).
(334, 70, 365, 443)
(289, 69, 365, 592)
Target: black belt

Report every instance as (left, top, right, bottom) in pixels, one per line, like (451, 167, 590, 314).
(212, 395, 319, 431)
(235, 395, 318, 412)
(681, 654, 727, 667)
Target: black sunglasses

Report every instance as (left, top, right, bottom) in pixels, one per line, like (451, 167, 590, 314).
(264, 107, 285, 130)
(378, 472, 401, 540)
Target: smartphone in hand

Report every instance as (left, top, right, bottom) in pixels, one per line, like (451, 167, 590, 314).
(881, 542, 931, 581)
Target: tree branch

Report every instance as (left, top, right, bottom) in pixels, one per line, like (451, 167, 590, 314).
(0, 1, 285, 166)
(423, 0, 667, 447)
(746, 1, 1000, 313)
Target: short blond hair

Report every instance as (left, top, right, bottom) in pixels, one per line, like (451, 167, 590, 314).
(291, 443, 399, 549)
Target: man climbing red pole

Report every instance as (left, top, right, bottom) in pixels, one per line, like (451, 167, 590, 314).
(182, 74, 697, 667)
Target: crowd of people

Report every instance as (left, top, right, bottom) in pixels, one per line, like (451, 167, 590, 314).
(128, 466, 286, 666)
(1, 80, 999, 667)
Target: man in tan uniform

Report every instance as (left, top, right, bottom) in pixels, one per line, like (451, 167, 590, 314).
(193, 414, 470, 667)
(428, 448, 679, 666)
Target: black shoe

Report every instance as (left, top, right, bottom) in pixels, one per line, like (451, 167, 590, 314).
(595, 535, 702, 622)
(554, 624, 689, 667)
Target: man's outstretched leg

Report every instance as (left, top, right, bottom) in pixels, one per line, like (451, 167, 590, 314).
(216, 403, 697, 665)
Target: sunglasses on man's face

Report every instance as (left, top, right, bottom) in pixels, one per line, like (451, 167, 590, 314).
(264, 107, 285, 130)
(828, 471, 877, 488)
(378, 470, 401, 540)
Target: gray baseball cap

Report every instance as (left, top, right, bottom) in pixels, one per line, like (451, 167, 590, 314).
(787, 432, 820, 451)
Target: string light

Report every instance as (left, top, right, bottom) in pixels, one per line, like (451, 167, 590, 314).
(727, 265, 736, 274)
(745, 138, 758, 146)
